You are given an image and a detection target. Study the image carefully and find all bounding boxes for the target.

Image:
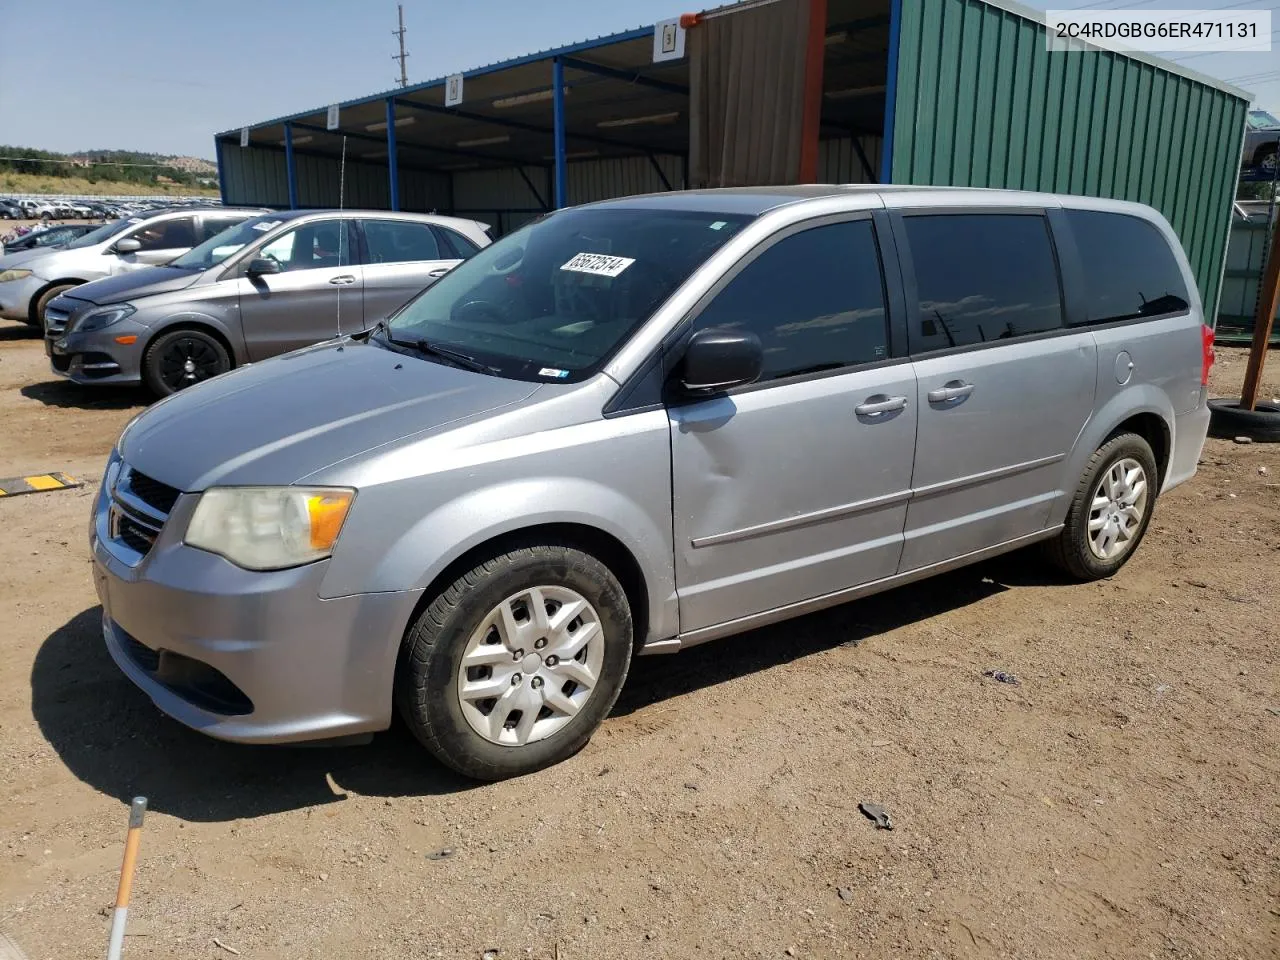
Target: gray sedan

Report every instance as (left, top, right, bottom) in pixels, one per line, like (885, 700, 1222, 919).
(45, 209, 491, 395)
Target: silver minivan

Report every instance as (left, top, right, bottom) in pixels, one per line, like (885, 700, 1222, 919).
(44, 210, 491, 395)
(92, 186, 1213, 780)
(0, 206, 263, 327)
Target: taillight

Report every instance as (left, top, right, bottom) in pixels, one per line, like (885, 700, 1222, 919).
(1200, 324, 1215, 386)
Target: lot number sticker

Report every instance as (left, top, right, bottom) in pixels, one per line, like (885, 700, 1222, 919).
(560, 252, 636, 278)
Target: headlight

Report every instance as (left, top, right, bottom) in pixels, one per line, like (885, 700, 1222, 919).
(73, 303, 135, 333)
(0, 269, 32, 283)
(185, 486, 355, 571)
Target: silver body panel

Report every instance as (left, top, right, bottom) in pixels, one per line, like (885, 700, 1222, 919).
(92, 186, 1212, 743)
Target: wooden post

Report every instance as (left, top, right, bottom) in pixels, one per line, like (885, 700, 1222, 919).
(797, 0, 828, 183)
(105, 797, 147, 960)
(1240, 211, 1280, 410)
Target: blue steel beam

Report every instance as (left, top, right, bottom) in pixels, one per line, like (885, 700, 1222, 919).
(557, 56, 688, 96)
(289, 122, 514, 166)
(879, 0, 902, 183)
(552, 58, 567, 209)
(386, 98, 400, 211)
(283, 122, 298, 209)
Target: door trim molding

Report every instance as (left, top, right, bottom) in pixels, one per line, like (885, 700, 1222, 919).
(642, 525, 1062, 654)
(910, 453, 1064, 499)
(690, 488, 913, 548)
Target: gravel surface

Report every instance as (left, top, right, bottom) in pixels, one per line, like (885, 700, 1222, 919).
(1, 320, 1276, 959)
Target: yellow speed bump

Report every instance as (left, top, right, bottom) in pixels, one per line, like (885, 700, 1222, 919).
(0, 473, 83, 497)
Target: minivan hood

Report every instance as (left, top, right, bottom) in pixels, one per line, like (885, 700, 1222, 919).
(119, 339, 542, 491)
(68, 265, 203, 305)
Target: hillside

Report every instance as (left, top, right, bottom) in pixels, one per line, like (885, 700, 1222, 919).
(0, 171, 218, 198)
(0, 145, 219, 193)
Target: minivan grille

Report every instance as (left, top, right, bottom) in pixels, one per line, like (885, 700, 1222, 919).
(125, 470, 181, 515)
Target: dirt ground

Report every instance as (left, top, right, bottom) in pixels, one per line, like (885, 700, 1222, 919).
(0, 319, 1276, 960)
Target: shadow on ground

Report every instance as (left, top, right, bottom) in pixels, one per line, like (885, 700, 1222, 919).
(20, 380, 147, 410)
(31, 554, 1065, 822)
(0, 322, 41, 342)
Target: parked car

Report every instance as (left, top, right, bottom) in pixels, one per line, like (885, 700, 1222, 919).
(91, 186, 1213, 780)
(45, 209, 490, 394)
(0, 223, 97, 255)
(0, 199, 21, 220)
(1244, 109, 1279, 174)
(0, 206, 263, 327)
(17, 199, 58, 220)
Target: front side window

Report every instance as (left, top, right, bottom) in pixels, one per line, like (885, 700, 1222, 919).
(258, 219, 353, 272)
(385, 207, 752, 382)
(129, 217, 197, 251)
(903, 213, 1064, 353)
(1065, 210, 1190, 324)
(689, 219, 889, 381)
(362, 219, 441, 263)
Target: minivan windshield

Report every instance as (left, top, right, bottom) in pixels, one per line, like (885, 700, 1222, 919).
(1246, 110, 1279, 129)
(170, 214, 281, 270)
(65, 217, 138, 249)
(384, 207, 752, 381)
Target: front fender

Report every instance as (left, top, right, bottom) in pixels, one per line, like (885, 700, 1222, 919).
(144, 308, 247, 362)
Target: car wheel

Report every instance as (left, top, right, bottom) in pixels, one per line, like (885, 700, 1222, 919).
(33, 283, 78, 330)
(1045, 432, 1158, 581)
(395, 543, 634, 781)
(1255, 145, 1277, 174)
(142, 328, 231, 396)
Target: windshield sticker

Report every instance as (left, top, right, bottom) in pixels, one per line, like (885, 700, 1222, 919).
(560, 252, 636, 278)
(709, 221, 729, 230)
(252, 220, 282, 232)
(538, 367, 571, 379)
(127, 218, 144, 225)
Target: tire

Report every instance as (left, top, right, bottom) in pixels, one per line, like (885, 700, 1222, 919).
(142, 328, 231, 397)
(1254, 145, 1277, 173)
(1045, 432, 1159, 581)
(395, 543, 633, 781)
(33, 282, 78, 329)
(1208, 397, 1280, 443)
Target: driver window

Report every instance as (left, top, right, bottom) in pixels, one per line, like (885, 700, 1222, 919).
(129, 217, 196, 251)
(257, 220, 353, 272)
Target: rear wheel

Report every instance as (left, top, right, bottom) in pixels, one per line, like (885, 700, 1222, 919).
(395, 543, 633, 781)
(142, 328, 231, 396)
(1046, 432, 1158, 580)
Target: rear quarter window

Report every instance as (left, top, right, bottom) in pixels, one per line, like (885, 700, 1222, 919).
(1065, 211, 1190, 324)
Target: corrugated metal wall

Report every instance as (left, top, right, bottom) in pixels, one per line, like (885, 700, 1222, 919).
(1218, 216, 1280, 343)
(889, 0, 1250, 321)
(818, 136, 883, 184)
(219, 144, 449, 212)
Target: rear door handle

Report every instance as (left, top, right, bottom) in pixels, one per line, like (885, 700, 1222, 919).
(927, 380, 975, 404)
(854, 395, 908, 417)
(427, 267, 450, 278)
(328, 275, 357, 286)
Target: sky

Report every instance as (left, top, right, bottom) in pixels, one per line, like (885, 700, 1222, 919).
(0, 0, 1276, 160)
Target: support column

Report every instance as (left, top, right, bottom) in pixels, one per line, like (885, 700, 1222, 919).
(214, 138, 229, 205)
(552, 57, 567, 209)
(880, 0, 903, 184)
(386, 97, 401, 211)
(798, 0, 828, 183)
(283, 122, 298, 210)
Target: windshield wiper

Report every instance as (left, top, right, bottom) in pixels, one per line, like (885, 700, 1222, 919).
(386, 332, 494, 374)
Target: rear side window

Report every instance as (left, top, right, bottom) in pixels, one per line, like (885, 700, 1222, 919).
(1065, 211, 1190, 323)
(200, 215, 249, 242)
(902, 213, 1063, 353)
(434, 226, 480, 259)
(363, 219, 442, 263)
(690, 219, 889, 382)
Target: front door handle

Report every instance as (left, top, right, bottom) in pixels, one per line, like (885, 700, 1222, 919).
(855, 395, 908, 417)
(927, 380, 975, 404)
(328, 275, 357, 286)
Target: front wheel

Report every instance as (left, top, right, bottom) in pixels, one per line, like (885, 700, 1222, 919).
(142, 328, 231, 396)
(1046, 432, 1158, 580)
(396, 543, 633, 781)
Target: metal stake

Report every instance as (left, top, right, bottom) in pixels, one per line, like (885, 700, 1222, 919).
(105, 797, 147, 960)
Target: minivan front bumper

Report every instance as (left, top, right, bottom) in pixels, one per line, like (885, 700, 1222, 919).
(92, 483, 422, 743)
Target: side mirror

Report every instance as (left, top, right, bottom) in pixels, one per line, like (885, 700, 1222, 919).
(676, 327, 763, 394)
(246, 257, 281, 276)
(114, 238, 141, 254)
